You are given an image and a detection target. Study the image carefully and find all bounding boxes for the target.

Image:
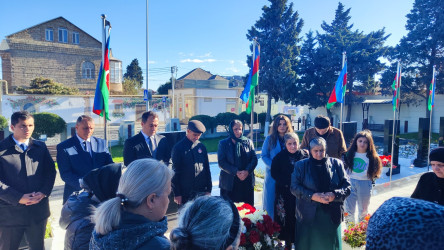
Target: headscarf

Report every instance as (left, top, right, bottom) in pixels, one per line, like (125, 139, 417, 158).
(82, 162, 122, 202)
(228, 120, 249, 158)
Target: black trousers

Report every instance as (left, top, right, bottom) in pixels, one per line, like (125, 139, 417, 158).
(220, 175, 254, 205)
(0, 218, 47, 250)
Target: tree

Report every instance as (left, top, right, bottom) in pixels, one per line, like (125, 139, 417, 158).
(32, 112, 66, 138)
(299, 3, 389, 120)
(157, 78, 172, 95)
(124, 59, 144, 88)
(16, 77, 79, 95)
(215, 112, 239, 132)
(189, 115, 217, 133)
(246, 0, 304, 125)
(0, 115, 7, 130)
(122, 78, 141, 95)
(380, 0, 444, 117)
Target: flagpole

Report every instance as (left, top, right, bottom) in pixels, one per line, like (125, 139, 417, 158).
(100, 15, 108, 144)
(340, 52, 346, 131)
(146, 0, 150, 111)
(250, 39, 257, 141)
(427, 65, 436, 171)
(390, 61, 400, 183)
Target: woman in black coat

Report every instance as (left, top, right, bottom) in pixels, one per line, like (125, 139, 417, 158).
(271, 132, 308, 249)
(59, 163, 122, 250)
(218, 119, 258, 205)
(411, 147, 444, 205)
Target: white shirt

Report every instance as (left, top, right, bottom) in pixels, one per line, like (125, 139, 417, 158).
(76, 134, 91, 154)
(348, 152, 370, 180)
(12, 136, 29, 150)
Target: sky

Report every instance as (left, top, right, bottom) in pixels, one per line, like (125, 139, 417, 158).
(0, 0, 414, 91)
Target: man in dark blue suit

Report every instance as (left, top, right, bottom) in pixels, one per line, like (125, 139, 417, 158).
(123, 111, 170, 166)
(57, 115, 113, 203)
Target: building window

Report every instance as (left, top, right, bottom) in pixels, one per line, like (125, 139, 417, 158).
(110, 61, 122, 83)
(72, 32, 79, 44)
(58, 28, 68, 43)
(82, 61, 95, 79)
(45, 28, 53, 41)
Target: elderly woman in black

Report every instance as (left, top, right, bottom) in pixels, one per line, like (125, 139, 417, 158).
(271, 132, 308, 249)
(218, 119, 258, 205)
(291, 137, 351, 250)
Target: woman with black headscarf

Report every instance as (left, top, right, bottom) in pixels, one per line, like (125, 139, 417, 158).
(59, 163, 123, 250)
(291, 137, 351, 250)
(218, 119, 258, 204)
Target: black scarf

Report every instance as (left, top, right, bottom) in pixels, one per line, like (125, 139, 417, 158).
(309, 156, 330, 193)
(228, 121, 249, 159)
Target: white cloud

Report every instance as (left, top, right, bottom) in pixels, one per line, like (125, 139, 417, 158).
(199, 52, 212, 58)
(180, 58, 216, 63)
(148, 60, 156, 64)
(226, 66, 240, 73)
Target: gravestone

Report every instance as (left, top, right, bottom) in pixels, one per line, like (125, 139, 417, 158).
(413, 118, 430, 167)
(341, 121, 357, 147)
(383, 120, 400, 175)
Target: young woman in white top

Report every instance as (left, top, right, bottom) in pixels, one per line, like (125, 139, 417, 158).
(343, 130, 382, 223)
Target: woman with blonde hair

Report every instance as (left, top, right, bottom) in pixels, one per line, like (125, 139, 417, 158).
(90, 159, 173, 250)
(262, 114, 293, 219)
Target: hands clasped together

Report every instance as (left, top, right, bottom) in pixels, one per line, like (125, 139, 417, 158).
(236, 170, 249, 181)
(311, 192, 335, 204)
(19, 192, 46, 206)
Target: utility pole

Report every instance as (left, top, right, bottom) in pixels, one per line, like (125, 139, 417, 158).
(171, 66, 177, 118)
(145, 0, 149, 111)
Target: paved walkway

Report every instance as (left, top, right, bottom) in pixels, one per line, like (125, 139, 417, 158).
(46, 154, 423, 249)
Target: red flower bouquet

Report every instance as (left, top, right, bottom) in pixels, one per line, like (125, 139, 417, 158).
(235, 202, 284, 250)
(379, 155, 392, 167)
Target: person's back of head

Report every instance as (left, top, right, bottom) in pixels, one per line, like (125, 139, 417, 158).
(82, 162, 123, 202)
(366, 197, 444, 250)
(170, 196, 241, 250)
(93, 159, 173, 236)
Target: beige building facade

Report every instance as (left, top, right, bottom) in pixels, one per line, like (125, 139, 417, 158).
(0, 16, 122, 93)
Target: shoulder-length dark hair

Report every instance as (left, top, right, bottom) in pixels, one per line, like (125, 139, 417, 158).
(268, 115, 293, 151)
(345, 130, 382, 180)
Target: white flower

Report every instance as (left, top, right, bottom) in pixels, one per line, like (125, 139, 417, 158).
(253, 242, 262, 250)
(265, 234, 272, 246)
(239, 247, 246, 250)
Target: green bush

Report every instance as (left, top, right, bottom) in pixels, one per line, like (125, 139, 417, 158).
(189, 115, 217, 132)
(17, 77, 79, 95)
(238, 111, 258, 125)
(215, 112, 239, 132)
(33, 112, 66, 138)
(0, 115, 8, 130)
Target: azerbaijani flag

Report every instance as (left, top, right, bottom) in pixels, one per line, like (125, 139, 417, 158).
(240, 44, 260, 114)
(391, 64, 401, 111)
(428, 67, 436, 111)
(93, 35, 110, 120)
(327, 61, 347, 109)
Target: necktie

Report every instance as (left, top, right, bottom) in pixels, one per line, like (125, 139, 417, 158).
(147, 137, 153, 152)
(83, 141, 88, 152)
(20, 144, 26, 151)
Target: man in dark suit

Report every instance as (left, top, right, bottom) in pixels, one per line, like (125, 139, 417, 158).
(0, 111, 56, 250)
(123, 111, 169, 166)
(57, 115, 113, 203)
(171, 120, 212, 206)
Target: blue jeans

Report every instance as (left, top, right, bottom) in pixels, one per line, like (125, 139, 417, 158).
(344, 179, 372, 223)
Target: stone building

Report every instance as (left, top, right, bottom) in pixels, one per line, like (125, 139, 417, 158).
(0, 16, 122, 93)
